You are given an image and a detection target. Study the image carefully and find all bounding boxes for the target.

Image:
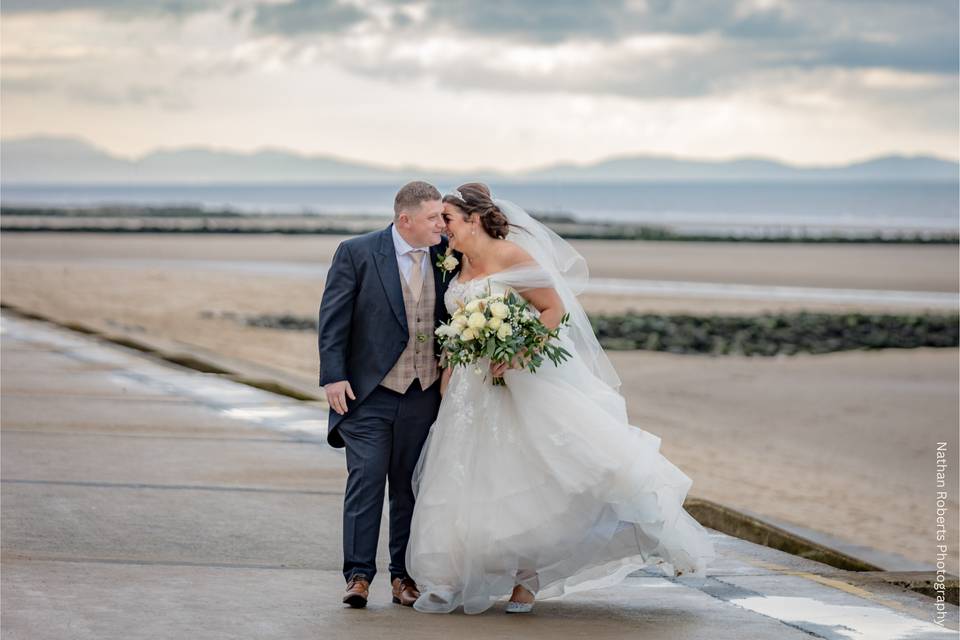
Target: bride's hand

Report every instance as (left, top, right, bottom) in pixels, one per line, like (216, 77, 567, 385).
(490, 361, 508, 377)
(490, 350, 529, 377)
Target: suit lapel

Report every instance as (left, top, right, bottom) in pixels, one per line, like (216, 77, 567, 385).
(429, 244, 443, 323)
(374, 225, 408, 333)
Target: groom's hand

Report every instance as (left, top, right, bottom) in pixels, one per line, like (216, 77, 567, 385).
(324, 380, 356, 415)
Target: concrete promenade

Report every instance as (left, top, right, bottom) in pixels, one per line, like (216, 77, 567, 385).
(2, 311, 957, 639)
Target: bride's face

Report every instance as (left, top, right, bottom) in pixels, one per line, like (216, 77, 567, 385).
(442, 203, 476, 251)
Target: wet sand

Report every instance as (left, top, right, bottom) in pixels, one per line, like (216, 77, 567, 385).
(2, 233, 958, 574)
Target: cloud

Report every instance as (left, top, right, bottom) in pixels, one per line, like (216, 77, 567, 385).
(427, 0, 630, 43)
(0, 0, 221, 15)
(2, 74, 191, 110)
(250, 0, 367, 36)
(206, 0, 956, 102)
(0, 61, 191, 111)
(7, 1, 956, 84)
(309, 33, 731, 98)
(66, 83, 192, 109)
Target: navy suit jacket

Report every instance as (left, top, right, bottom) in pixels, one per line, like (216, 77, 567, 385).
(318, 225, 457, 447)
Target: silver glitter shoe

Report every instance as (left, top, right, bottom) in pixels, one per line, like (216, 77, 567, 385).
(505, 600, 534, 614)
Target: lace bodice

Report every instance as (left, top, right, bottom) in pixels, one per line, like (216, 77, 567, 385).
(443, 275, 512, 315)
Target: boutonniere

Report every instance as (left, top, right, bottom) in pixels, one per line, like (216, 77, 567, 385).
(435, 246, 459, 282)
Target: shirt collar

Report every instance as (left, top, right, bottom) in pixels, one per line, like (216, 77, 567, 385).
(391, 224, 427, 256)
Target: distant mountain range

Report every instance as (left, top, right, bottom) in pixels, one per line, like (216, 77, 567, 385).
(2, 136, 957, 184)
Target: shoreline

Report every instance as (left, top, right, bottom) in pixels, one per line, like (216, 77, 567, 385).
(3, 206, 957, 243)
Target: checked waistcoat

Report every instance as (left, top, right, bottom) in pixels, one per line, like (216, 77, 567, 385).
(379, 265, 439, 393)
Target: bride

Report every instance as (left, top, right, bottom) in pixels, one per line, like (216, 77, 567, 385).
(406, 183, 715, 615)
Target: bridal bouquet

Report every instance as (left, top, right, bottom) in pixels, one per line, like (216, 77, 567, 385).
(435, 290, 572, 386)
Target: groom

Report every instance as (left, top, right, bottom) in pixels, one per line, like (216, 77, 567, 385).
(318, 181, 455, 609)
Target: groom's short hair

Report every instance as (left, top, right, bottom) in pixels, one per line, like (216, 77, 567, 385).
(394, 181, 441, 218)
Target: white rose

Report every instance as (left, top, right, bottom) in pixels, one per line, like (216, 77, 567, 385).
(464, 299, 482, 313)
(487, 317, 502, 331)
(497, 323, 513, 340)
(467, 312, 487, 330)
(451, 314, 468, 331)
(442, 255, 459, 271)
(460, 327, 477, 341)
(489, 302, 509, 319)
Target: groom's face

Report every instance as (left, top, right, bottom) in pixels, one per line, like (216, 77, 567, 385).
(399, 199, 444, 248)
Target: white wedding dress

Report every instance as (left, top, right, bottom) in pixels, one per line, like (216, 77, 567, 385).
(406, 270, 716, 615)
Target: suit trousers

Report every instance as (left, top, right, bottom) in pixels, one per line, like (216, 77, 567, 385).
(336, 379, 440, 583)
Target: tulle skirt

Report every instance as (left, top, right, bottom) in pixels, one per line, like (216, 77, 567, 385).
(406, 338, 716, 614)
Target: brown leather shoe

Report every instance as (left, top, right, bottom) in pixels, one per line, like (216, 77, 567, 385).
(343, 575, 370, 608)
(391, 577, 420, 606)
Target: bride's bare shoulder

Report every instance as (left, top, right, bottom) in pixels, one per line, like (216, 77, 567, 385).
(497, 240, 536, 268)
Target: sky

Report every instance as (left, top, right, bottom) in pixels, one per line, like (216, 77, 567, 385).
(1, 0, 958, 172)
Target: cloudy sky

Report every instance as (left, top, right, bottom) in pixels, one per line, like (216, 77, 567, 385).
(2, 0, 957, 171)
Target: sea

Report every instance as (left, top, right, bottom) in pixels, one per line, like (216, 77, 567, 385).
(2, 181, 957, 238)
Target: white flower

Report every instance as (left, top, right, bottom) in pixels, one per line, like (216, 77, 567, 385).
(467, 312, 487, 330)
(487, 317, 503, 331)
(497, 324, 513, 340)
(464, 299, 482, 313)
(460, 328, 477, 341)
(437, 324, 458, 338)
(489, 301, 509, 319)
(442, 255, 459, 271)
(451, 314, 468, 331)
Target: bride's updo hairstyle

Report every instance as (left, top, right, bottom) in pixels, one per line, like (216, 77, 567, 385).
(442, 182, 517, 239)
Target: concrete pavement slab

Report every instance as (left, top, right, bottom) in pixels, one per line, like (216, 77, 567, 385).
(1, 348, 125, 374)
(1, 370, 189, 400)
(0, 430, 345, 490)
(2, 482, 348, 570)
(1, 395, 277, 435)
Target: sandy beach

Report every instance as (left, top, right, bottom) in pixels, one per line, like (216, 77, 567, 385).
(2, 232, 958, 575)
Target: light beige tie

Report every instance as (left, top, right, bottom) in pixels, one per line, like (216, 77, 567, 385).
(407, 250, 426, 300)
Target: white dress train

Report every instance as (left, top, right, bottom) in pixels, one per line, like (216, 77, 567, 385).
(407, 274, 716, 614)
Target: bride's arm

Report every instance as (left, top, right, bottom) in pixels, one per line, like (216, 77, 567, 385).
(518, 286, 565, 331)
